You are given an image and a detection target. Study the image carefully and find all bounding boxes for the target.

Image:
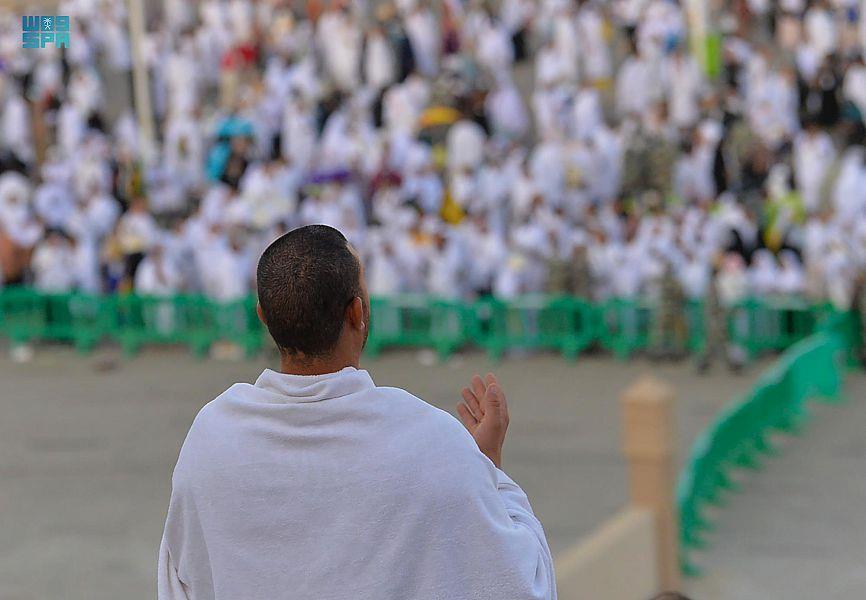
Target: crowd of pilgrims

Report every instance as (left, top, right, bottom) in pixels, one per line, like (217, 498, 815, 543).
(1, 0, 866, 311)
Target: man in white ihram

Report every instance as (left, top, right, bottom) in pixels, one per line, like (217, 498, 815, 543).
(158, 225, 556, 599)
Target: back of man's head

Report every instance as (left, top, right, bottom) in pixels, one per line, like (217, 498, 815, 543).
(256, 225, 361, 358)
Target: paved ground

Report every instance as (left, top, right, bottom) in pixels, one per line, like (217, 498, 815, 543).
(685, 372, 866, 600)
(0, 346, 862, 599)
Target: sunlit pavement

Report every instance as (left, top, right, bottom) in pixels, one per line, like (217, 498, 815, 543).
(0, 347, 861, 599)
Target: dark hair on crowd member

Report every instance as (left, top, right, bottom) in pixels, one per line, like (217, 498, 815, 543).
(256, 224, 361, 359)
(650, 593, 693, 600)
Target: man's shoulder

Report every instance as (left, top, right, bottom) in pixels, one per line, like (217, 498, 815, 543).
(174, 384, 250, 458)
(375, 385, 462, 425)
(370, 385, 496, 486)
(190, 383, 249, 424)
(373, 385, 480, 451)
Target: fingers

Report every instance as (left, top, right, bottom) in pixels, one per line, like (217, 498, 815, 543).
(461, 386, 482, 420)
(470, 374, 486, 408)
(495, 383, 510, 429)
(484, 382, 502, 412)
(484, 373, 509, 429)
(456, 402, 478, 430)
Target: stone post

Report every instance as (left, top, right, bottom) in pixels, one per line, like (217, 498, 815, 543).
(621, 376, 681, 591)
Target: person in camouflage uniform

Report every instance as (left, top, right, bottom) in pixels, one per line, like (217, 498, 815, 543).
(697, 264, 727, 372)
(546, 244, 593, 298)
(697, 258, 746, 373)
(545, 257, 569, 295)
(650, 259, 687, 360)
(856, 271, 866, 366)
(621, 104, 677, 200)
(567, 244, 594, 299)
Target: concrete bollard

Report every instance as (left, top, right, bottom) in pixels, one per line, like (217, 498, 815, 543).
(621, 376, 681, 592)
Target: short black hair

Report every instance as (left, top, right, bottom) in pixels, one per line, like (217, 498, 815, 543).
(256, 225, 361, 358)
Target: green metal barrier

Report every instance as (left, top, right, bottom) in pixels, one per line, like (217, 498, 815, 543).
(684, 299, 705, 353)
(0, 289, 266, 357)
(730, 297, 816, 358)
(0, 287, 860, 366)
(480, 295, 596, 361)
(213, 296, 265, 357)
(66, 293, 111, 352)
(0, 288, 46, 344)
(366, 294, 432, 356)
(598, 297, 653, 359)
(365, 295, 471, 359)
(112, 294, 220, 357)
(676, 314, 855, 576)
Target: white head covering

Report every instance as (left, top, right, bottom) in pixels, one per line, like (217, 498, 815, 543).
(749, 249, 779, 296)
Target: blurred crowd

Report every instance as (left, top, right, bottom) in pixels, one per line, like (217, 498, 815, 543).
(2, 0, 866, 311)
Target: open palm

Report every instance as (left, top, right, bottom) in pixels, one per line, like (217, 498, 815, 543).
(456, 373, 509, 468)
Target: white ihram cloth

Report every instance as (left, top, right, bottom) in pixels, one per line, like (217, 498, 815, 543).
(158, 367, 556, 600)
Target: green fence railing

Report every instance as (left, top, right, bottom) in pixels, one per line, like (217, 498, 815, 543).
(676, 310, 861, 575)
(0, 288, 264, 357)
(0, 287, 849, 361)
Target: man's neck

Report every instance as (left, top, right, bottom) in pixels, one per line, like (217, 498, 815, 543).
(278, 354, 358, 377)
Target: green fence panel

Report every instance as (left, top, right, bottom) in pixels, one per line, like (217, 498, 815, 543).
(42, 293, 77, 341)
(598, 298, 652, 359)
(0, 290, 860, 370)
(177, 295, 221, 357)
(677, 310, 853, 575)
(68, 293, 112, 352)
(212, 296, 264, 357)
(110, 294, 219, 357)
(478, 295, 594, 361)
(0, 288, 110, 349)
(365, 295, 477, 359)
(0, 287, 46, 343)
(816, 308, 862, 366)
(112, 294, 167, 356)
(560, 297, 599, 359)
(729, 297, 817, 358)
(365, 294, 429, 357)
(429, 298, 475, 359)
(684, 299, 705, 353)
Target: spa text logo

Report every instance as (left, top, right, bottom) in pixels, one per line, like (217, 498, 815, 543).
(22, 16, 70, 49)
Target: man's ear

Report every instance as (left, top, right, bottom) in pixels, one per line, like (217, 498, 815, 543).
(256, 302, 266, 327)
(347, 297, 365, 331)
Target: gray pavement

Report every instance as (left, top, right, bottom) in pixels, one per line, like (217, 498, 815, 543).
(0, 346, 862, 599)
(684, 372, 866, 600)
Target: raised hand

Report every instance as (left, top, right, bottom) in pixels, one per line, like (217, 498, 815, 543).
(456, 373, 509, 468)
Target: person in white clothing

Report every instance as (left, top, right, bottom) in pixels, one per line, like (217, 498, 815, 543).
(364, 24, 397, 91)
(317, 6, 363, 93)
(31, 230, 77, 293)
(200, 232, 252, 302)
(664, 45, 705, 129)
(404, 4, 440, 77)
(793, 122, 836, 212)
(158, 225, 556, 600)
(135, 243, 183, 296)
